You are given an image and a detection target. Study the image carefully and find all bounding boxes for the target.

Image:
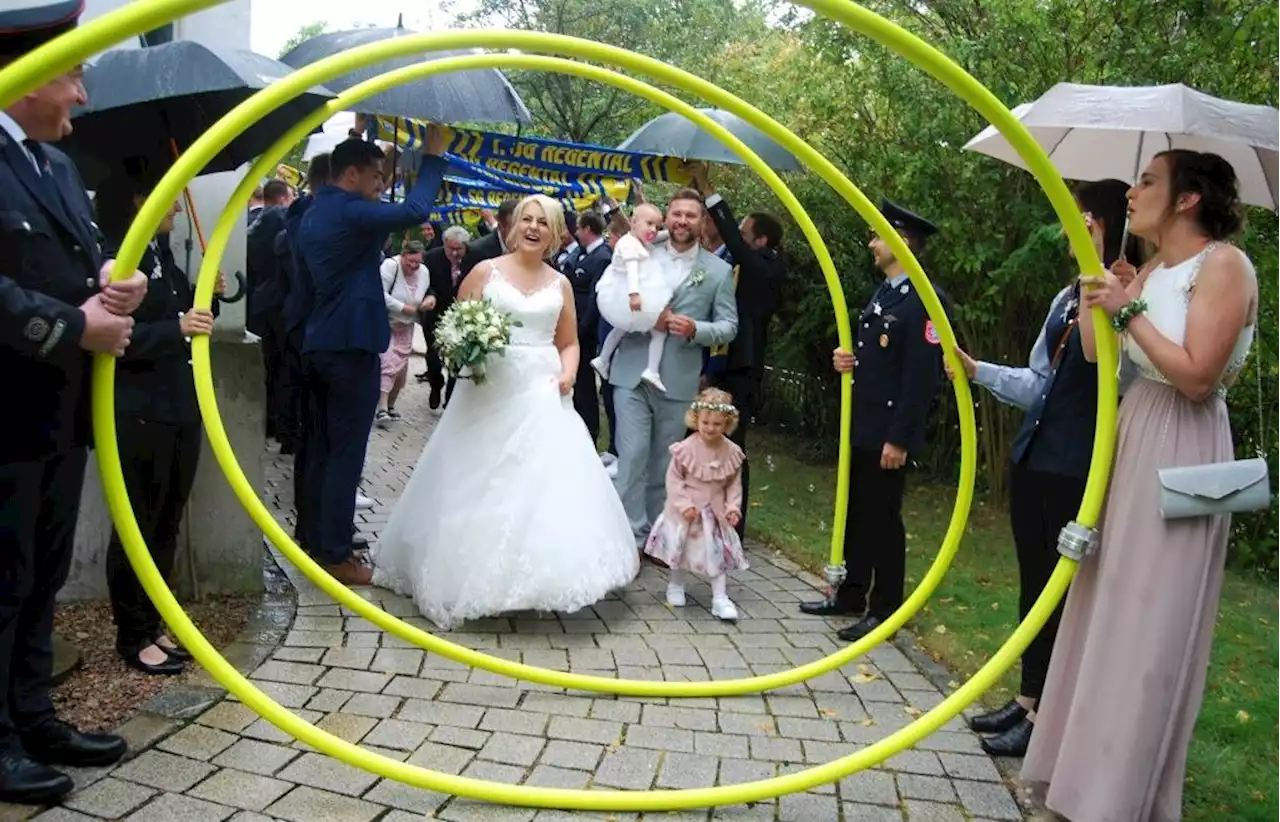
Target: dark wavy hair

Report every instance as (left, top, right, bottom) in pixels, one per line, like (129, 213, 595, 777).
(1154, 149, 1244, 241)
(1074, 178, 1145, 267)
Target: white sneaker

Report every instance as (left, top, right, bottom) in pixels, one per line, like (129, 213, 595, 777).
(711, 597, 739, 621)
(355, 493, 374, 510)
(590, 355, 610, 380)
(640, 368, 667, 393)
(665, 584, 687, 607)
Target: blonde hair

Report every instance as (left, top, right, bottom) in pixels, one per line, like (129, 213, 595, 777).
(506, 194, 567, 259)
(684, 387, 740, 434)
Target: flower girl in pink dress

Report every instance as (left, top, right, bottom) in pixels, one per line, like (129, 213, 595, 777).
(643, 388, 750, 621)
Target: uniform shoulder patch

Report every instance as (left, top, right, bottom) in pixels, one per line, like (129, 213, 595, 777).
(24, 317, 50, 343)
(924, 320, 941, 345)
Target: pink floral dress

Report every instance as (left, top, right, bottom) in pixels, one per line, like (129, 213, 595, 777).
(643, 435, 749, 577)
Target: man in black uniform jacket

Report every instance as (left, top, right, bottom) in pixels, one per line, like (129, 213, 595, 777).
(800, 199, 946, 642)
(687, 164, 786, 539)
(560, 210, 611, 441)
(0, 1, 150, 804)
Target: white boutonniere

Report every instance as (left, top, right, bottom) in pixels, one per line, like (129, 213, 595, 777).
(689, 267, 706, 287)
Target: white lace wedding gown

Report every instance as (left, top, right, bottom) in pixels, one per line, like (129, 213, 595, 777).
(371, 266, 640, 629)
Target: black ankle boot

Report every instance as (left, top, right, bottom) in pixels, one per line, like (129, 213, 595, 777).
(968, 699, 1028, 734)
(980, 717, 1034, 757)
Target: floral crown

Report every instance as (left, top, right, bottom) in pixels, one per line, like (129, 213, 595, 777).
(691, 401, 738, 416)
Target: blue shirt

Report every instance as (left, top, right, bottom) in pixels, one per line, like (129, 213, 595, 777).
(300, 155, 446, 354)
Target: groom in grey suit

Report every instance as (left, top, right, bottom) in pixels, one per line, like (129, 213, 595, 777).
(608, 188, 738, 541)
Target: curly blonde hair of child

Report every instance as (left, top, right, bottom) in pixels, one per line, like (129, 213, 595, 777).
(684, 387, 740, 434)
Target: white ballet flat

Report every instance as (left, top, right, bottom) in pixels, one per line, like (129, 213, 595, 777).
(665, 584, 687, 607)
(640, 369, 667, 393)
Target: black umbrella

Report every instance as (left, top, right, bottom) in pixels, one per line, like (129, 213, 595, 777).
(65, 40, 336, 189)
(617, 108, 803, 172)
(278, 22, 532, 125)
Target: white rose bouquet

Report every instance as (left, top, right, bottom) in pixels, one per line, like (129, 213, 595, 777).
(432, 298, 520, 386)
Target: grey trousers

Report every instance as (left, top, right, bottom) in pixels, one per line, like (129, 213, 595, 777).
(610, 383, 690, 539)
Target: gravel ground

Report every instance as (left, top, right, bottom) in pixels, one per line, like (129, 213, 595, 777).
(52, 595, 256, 732)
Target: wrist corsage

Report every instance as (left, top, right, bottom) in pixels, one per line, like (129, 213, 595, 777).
(1111, 298, 1148, 333)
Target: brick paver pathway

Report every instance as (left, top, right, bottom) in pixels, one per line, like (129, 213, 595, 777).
(14, 376, 1029, 822)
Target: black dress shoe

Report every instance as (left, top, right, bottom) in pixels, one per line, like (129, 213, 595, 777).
(837, 615, 890, 642)
(0, 750, 73, 805)
(428, 385, 442, 409)
(968, 699, 1029, 734)
(980, 717, 1034, 757)
(799, 597, 862, 617)
(22, 719, 128, 768)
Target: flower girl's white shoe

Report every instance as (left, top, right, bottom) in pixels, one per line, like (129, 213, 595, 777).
(711, 597, 739, 621)
(665, 583, 687, 607)
(590, 355, 610, 379)
(640, 368, 667, 393)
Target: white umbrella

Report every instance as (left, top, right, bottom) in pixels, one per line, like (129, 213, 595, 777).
(963, 82, 1279, 210)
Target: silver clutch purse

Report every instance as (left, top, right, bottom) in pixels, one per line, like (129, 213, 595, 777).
(1157, 458, 1272, 519)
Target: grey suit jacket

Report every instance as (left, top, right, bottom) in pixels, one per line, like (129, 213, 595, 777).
(607, 244, 738, 402)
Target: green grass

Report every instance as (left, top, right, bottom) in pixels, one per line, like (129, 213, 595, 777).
(745, 428, 1278, 822)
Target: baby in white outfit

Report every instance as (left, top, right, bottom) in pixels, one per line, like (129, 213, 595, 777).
(591, 204, 672, 392)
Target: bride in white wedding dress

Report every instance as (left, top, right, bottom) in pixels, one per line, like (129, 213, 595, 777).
(371, 195, 640, 629)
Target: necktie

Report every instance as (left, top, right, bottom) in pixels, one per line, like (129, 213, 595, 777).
(22, 139, 46, 176)
(451, 264, 461, 287)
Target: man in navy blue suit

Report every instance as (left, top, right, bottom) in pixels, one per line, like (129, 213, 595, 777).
(299, 128, 447, 585)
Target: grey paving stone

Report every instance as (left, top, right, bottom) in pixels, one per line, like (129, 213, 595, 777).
(28, 810, 102, 822)
(187, 768, 293, 811)
(720, 712, 777, 736)
(838, 769, 899, 806)
(123, 792, 234, 821)
(112, 750, 216, 792)
(524, 765, 591, 789)
(371, 648, 424, 675)
(272, 647, 325, 663)
(748, 735, 802, 763)
(250, 660, 325, 685)
(362, 778, 450, 815)
(591, 747, 661, 789)
(901, 799, 966, 821)
(937, 752, 1002, 783)
(480, 707, 549, 736)
(881, 749, 945, 776)
(238, 680, 317, 708)
(842, 803, 907, 821)
(477, 732, 544, 767)
(624, 724, 694, 752)
(437, 799, 537, 821)
(340, 692, 401, 718)
(305, 688, 354, 713)
(211, 739, 300, 776)
(313, 668, 391, 693)
(263, 785, 383, 822)
(953, 779, 1023, 820)
(363, 718, 432, 751)
(439, 682, 523, 709)
(656, 752, 718, 789)
(539, 740, 604, 771)
(156, 724, 239, 761)
(776, 716, 841, 741)
(63, 777, 157, 818)
(275, 752, 379, 797)
(397, 698, 484, 728)
(404, 740, 476, 774)
(461, 759, 527, 783)
(640, 705, 718, 731)
(778, 792, 841, 821)
(897, 773, 958, 803)
(310, 712, 377, 744)
(320, 647, 375, 670)
(429, 725, 490, 750)
(545, 716, 623, 745)
(588, 699, 642, 724)
(195, 702, 258, 734)
(382, 675, 444, 699)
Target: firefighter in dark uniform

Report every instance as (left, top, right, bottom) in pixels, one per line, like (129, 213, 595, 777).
(0, 1, 150, 805)
(800, 199, 945, 642)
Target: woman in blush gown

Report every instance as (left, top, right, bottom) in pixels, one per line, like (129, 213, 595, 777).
(371, 195, 639, 629)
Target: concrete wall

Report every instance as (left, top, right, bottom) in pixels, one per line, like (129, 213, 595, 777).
(61, 0, 266, 603)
